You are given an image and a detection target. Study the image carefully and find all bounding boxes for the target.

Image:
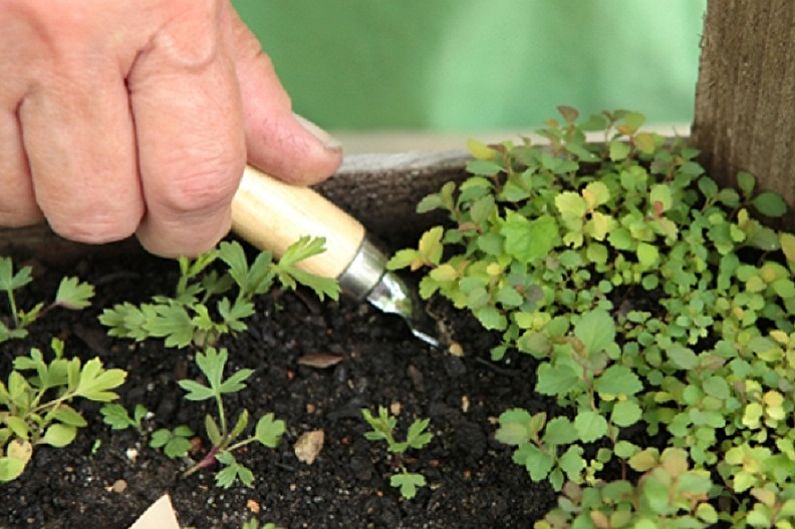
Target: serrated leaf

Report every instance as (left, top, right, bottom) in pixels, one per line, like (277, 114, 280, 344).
(574, 309, 615, 354)
(54, 277, 94, 310)
(466, 138, 497, 160)
(406, 418, 433, 450)
(594, 365, 642, 397)
(75, 359, 126, 402)
(543, 417, 577, 445)
(555, 192, 587, 220)
(178, 379, 215, 401)
(574, 411, 608, 443)
(611, 400, 642, 427)
(536, 362, 580, 397)
(0, 258, 32, 292)
(418, 227, 445, 266)
(609, 140, 630, 161)
(558, 445, 585, 480)
(390, 472, 426, 499)
(501, 212, 559, 263)
(219, 368, 253, 394)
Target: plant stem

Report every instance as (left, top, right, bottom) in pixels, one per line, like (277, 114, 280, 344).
(183, 445, 221, 477)
(6, 289, 18, 327)
(225, 436, 256, 453)
(215, 394, 227, 437)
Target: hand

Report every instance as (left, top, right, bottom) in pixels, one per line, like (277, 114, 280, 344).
(0, 0, 342, 257)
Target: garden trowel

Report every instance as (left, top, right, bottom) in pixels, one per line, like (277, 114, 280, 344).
(231, 165, 439, 348)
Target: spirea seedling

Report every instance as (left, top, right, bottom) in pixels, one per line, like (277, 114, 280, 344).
(0, 257, 94, 343)
(100, 237, 339, 349)
(362, 406, 433, 499)
(391, 106, 795, 526)
(0, 338, 126, 482)
(178, 347, 285, 488)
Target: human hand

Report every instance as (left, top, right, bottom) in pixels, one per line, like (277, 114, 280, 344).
(0, 0, 342, 257)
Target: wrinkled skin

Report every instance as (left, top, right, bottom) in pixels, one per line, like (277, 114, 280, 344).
(0, 0, 341, 256)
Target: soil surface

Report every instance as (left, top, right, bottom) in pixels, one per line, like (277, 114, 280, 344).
(0, 250, 556, 529)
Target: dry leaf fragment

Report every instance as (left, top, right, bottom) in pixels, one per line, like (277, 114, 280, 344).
(294, 430, 325, 465)
(298, 353, 343, 369)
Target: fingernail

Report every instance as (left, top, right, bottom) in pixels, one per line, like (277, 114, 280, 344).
(294, 113, 342, 151)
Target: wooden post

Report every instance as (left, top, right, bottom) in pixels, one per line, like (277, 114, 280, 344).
(692, 0, 795, 226)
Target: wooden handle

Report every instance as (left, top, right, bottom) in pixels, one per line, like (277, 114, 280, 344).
(231, 165, 366, 279)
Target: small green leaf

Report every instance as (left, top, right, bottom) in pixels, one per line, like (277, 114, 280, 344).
(558, 445, 585, 480)
(609, 140, 630, 161)
(611, 400, 642, 427)
(575, 309, 615, 354)
(178, 380, 215, 401)
(752, 191, 788, 218)
(594, 365, 643, 397)
(390, 472, 426, 499)
(42, 424, 77, 447)
(255, 413, 286, 448)
(75, 359, 126, 402)
(0, 456, 26, 482)
(737, 171, 756, 197)
(501, 212, 559, 263)
(543, 417, 578, 445)
(574, 411, 608, 443)
(495, 409, 533, 445)
(54, 277, 94, 310)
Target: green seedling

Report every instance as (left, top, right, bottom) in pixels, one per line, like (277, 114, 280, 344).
(100, 238, 339, 349)
(362, 406, 433, 499)
(150, 425, 194, 459)
(241, 519, 282, 529)
(179, 347, 285, 488)
(392, 106, 795, 526)
(100, 403, 149, 432)
(0, 257, 94, 343)
(0, 338, 126, 482)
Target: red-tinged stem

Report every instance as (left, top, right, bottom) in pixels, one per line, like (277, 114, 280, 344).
(182, 445, 220, 478)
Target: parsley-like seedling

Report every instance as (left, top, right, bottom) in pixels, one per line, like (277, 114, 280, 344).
(100, 238, 339, 348)
(100, 403, 149, 432)
(178, 347, 285, 488)
(0, 338, 126, 482)
(0, 257, 94, 343)
(362, 406, 432, 499)
(391, 106, 795, 525)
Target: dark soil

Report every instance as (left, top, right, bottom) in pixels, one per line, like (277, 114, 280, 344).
(0, 250, 556, 529)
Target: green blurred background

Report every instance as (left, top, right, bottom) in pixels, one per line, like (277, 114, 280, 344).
(233, 1, 706, 131)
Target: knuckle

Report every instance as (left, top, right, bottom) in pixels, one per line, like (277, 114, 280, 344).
(156, 152, 243, 215)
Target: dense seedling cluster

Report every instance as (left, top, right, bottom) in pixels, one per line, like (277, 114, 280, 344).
(0, 338, 126, 481)
(100, 238, 338, 348)
(390, 107, 795, 526)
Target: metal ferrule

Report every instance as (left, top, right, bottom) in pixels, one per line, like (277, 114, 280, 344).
(337, 237, 387, 301)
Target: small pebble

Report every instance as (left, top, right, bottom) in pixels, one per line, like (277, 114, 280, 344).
(389, 401, 401, 416)
(110, 479, 127, 493)
(461, 395, 470, 413)
(448, 341, 464, 357)
(246, 499, 261, 514)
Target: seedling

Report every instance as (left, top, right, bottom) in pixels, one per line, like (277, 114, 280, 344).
(150, 425, 194, 459)
(100, 403, 149, 432)
(392, 107, 795, 525)
(100, 238, 339, 348)
(0, 257, 94, 343)
(362, 406, 433, 499)
(241, 519, 282, 529)
(0, 338, 126, 482)
(179, 347, 285, 488)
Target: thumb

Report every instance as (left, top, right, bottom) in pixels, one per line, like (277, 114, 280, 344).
(224, 6, 342, 186)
